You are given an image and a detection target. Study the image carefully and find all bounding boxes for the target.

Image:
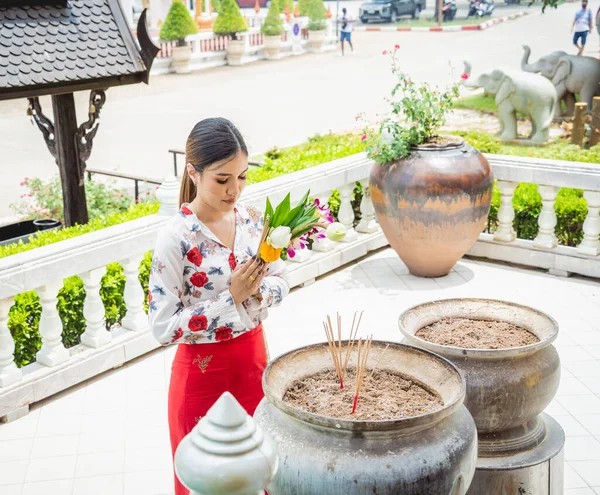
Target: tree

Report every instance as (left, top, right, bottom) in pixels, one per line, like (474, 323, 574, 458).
(213, 0, 249, 40)
(297, 0, 310, 16)
(160, 1, 198, 46)
(261, 0, 284, 36)
(307, 0, 326, 31)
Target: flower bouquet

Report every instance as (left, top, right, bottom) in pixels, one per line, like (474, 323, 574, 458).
(258, 191, 348, 263)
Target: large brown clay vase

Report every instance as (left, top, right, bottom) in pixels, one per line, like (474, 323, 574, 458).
(370, 137, 494, 277)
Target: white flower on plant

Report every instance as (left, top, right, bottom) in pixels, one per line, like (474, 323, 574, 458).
(381, 125, 395, 145)
(267, 226, 292, 249)
(326, 222, 347, 242)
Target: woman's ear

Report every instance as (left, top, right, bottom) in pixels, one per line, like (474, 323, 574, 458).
(186, 163, 197, 185)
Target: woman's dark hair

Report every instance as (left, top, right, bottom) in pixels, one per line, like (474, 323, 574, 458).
(180, 117, 248, 206)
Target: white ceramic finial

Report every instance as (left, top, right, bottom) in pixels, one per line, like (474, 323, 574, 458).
(156, 175, 181, 217)
(175, 392, 278, 495)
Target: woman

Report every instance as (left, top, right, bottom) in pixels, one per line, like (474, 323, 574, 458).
(148, 117, 289, 495)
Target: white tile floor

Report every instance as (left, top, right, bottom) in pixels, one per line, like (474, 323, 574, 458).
(1, 248, 600, 494)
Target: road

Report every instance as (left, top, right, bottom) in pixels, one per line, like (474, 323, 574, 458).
(0, 2, 597, 219)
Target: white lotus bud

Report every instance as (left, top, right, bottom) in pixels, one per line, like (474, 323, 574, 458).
(326, 222, 347, 242)
(267, 226, 292, 249)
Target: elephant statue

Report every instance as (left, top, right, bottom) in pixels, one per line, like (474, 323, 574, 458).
(521, 45, 600, 119)
(462, 61, 557, 144)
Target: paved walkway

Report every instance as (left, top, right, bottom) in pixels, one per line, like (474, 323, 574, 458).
(0, 251, 599, 494)
(0, 2, 598, 218)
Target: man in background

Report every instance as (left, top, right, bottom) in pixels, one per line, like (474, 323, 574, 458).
(572, 0, 593, 56)
(339, 7, 354, 56)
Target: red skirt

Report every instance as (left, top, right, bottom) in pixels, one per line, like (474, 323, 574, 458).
(168, 324, 267, 495)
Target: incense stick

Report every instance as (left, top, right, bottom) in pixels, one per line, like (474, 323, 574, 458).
(351, 334, 373, 415)
(341, 311, 362, 382)
(367, 344, 390, 381)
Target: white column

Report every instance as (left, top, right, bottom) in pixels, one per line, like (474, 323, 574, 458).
(121, 255, 147, 332)
(337, 183, 358, 242)
(534, 185, 559, 249)
(578, 191, 600, 256)
(156, 175, 181, 217)
(80, 268, 111, 349)
(0, 297, 21, 387)
(36, 282, 70, 367)
(356, 179, 379, 234)
(175, 392, 278, 495)
(493, 180, 517, 242)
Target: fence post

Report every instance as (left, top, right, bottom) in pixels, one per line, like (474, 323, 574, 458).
(571, 102, 587, 147)
(589, 97, 600, 148)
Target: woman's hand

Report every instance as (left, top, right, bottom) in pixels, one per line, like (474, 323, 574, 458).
(230, 257, 265, 305)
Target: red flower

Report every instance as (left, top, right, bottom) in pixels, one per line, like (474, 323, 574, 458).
(181, 205, 193, 215)
(187, 247, 203, 267)
(228, 253, 237, 270)
(190, 272, 209, 287)
(461, 73, 469, 80)
(361, 134, 367, 141)
(189, 314, 208, 332)
(394, 44, 400, 49)
(171, 328, 183, 343)
(382, 50, 388, 55)
(215, 326, 233, 342)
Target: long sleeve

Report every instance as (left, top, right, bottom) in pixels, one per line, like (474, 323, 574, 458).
(243, 257, 290, 312)
(148, 229, 244, 346)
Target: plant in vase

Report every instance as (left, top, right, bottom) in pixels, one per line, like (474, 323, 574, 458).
(361, 46, 494, 278)
(261, 0, 284, 60)
(307, 0, 327, 51)
(160, 1, 198, 74)
(213, 0, 249, 65)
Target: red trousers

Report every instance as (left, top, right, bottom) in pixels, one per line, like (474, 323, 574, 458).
(168, 324, 267, 495)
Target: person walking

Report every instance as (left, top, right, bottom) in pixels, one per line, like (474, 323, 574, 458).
(572, 0, 593, 56)
(339, 7, 354, 56)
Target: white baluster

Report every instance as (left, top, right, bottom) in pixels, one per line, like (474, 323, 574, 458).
(356, 179, 379, 234)
(121, 255, 147, 332)
(337, 183, 358, 243)
(80, 268, 111, 349)
(534, 185, 559, 249)
(175, 391, 278, 495)
(36, 282, 69, 367)
(493, 180, 517, 242)
(0, 297, 21, 387)
(578, 191, 600, 256)
(156, 175, 181, 217)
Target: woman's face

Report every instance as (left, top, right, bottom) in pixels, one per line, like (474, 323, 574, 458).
(191, 151, 249, 213)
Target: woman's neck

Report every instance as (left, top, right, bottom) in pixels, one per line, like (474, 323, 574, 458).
(189, 196, 231, 224)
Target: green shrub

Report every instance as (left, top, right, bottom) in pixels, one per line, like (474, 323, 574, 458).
(297, 0, 310, 16)
(213, 0, 248, 40)
(261, 0, 284, 36)
(160, 1, 198, 46)
(211, 0, 221, 13)
(307, 0, 326, 30)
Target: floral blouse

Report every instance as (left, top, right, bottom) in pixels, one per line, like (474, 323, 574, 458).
(148, 203, 290, 346)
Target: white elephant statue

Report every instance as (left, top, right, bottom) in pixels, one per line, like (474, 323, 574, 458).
(521, 45, 600, 119)
(462, 61, 557, 145)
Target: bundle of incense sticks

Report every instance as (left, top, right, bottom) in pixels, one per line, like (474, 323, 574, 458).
(352, 335, 373, 415)
(323, 311, 363, 389)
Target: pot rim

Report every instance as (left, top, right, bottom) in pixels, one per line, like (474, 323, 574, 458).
(262, 341, 467, 433)
(398, 298, 559, 359)
(410, 135, 465, 151)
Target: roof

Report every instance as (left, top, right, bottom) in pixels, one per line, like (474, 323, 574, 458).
(0, 0, 158, 100)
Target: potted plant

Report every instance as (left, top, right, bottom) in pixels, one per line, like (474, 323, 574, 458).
(213, 0, 249, 66)
(261, 0, 284, 59)
(307, 0, 326, 51)
(362, 47, 494, 278)
(160, 1, 198, 74)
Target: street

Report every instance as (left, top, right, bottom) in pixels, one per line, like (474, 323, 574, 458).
(0, 2, 597, 218)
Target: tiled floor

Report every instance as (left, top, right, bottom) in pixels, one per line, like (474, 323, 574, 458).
(1, 248, 600, 494)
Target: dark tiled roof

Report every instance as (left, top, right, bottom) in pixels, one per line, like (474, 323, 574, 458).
(0, 0, 150, 96)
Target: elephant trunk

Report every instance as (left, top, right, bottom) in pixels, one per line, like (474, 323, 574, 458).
(521, 45, 536, 72)
(461, 60, 479, 88)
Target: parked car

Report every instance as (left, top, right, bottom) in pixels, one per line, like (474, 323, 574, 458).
(359, 0, 426, 23)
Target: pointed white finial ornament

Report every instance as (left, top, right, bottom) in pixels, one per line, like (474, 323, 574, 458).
(175, 392, 279, 495)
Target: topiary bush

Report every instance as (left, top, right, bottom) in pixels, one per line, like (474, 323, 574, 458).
(213, 0, 248, 40)
(297, 0, 310, 16)
(307, 0, 326, 30)
(160, 1, 198, 46)
(261, 0, 284, 36)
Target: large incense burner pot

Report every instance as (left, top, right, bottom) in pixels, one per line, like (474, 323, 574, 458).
(254, 341, 478, 494)
(399, 299, 564, 495)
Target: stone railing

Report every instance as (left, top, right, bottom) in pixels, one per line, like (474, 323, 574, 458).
(1, 152, 598, 421)
(0, 154, 385, 422)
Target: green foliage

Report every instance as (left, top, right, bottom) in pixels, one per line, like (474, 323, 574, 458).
(297, 0, 310, 16)
(279, 0, 286, 13)
(307, 0, 326, 30)
(159, 1, 198, 44)
(261, 0, 284, 36)
(10, 176, 134, 225)
(211, 0, 221, 14)
(0, 201, 160, 260)
(213, 0, 248, 39)
(361, 47, 461, 164)
(8, 292, 42, 368)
